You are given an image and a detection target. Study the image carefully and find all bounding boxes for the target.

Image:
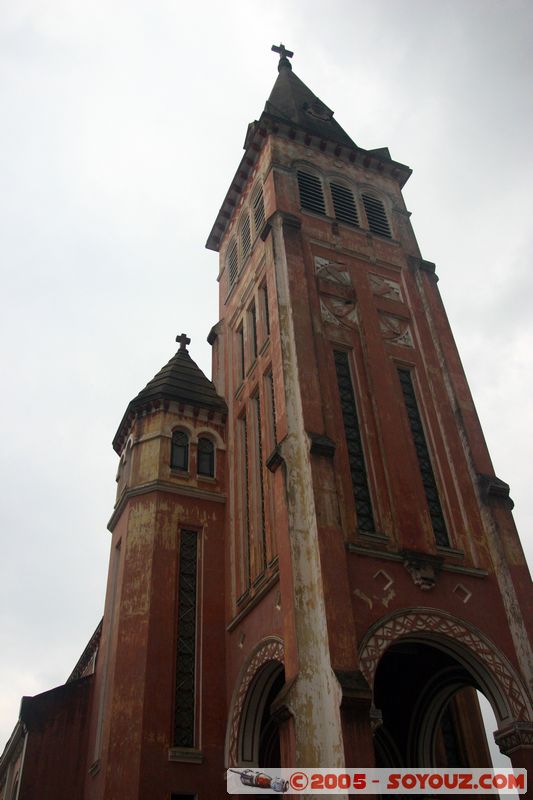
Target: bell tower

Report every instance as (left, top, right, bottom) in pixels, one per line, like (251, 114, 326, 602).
(208, 45, 533, 777)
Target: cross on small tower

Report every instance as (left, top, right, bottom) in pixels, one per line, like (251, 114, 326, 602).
(271, 42, 294, 70)
(176, 332, 191, 352)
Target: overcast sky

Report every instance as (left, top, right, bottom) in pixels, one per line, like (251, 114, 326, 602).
(0, 0, 532, 751)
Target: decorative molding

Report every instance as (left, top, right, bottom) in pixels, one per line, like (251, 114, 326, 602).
(401, 550, 443, 591)
(308, 432, 336, 458)
(108, 480, 226, 530)
(478, 474, 514, 511)
(168, 747, 204, 763)
(408, 256, 439, 282)
(227, 571, 280, 632)
(359, 609, 531, 722)
(335, 670, 372, 706)
(266, 444, 284, 473)
(67, 618, 103, 683)
(368, 273, 403, 302)
(227, 638, 285, 766)
(315, 256, 358, 329)
(494, 721, 533, 754)
(378, 311, 413, 347)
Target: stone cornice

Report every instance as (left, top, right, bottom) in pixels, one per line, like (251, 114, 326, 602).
(108, 480, 226, 531)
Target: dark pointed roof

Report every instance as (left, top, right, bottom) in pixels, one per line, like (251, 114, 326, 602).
(264, 59, 356, 148)
(206, 54, 412, 252)
(113, 344, 226, 454)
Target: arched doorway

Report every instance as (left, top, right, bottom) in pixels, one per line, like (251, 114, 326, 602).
(359, 609, 532, 772)
(238, 662, 285, 768)
(373, 641, 492, 768)
(226, 638, 286, 769)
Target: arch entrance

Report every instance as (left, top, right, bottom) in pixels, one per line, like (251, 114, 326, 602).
(360, 610, 532, 771)
(373, 641, 492, 768)
(226, 638, 286, 769)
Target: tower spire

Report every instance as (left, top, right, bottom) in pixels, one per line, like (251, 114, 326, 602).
(271, 42, 294, 71)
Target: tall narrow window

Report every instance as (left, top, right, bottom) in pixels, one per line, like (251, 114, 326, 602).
(174, 529, 198, 748)
(261, 282, 270, 337)
(237, 324, 245, 383)
(334, 350, 375, 533)
(171, 431, 189, 471)
(238, 415, 251, 591)
(397, 368, 449, 547)
(227, 238, 239, 287)
(250, 302, 258, 362)
(252, 185, 266, 235)
(331, 182, 359, 226)
(297, 170, 326, 215)
(362, 194, 392, 238)
(264, 370, 277, 453)
(240, 213, 251, 262)
(252, 395, 267, 574)
(197, 437, 215, 477)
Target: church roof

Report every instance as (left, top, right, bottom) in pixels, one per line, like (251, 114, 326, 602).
(112, 339, 226, 454)
(263, 58, 356, 148)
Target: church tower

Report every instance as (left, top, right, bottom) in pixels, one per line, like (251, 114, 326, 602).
(3, 45, 531, 800)
(208, 44, 533, 780)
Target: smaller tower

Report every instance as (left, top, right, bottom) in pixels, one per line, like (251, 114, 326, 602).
(85, 335, 228, 800)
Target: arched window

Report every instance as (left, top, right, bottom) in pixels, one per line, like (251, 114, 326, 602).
(171, 430, 189, 471)
(197, 437, 215, 477)
(297, 170, 326, 215)
(362, 194, 392, 238)
(330, 182, 359, 226)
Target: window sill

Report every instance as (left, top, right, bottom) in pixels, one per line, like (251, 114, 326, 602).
(168, 747, 203, 764)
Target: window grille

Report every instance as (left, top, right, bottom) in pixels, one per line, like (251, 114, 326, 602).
(171, 431, 189, 471)
(397, 368, 450, 547)
(197, 437, 215, 477)
(227, 239, 238, 286)
(334, 351, 375, 533)
(252, 186, 266, 234)
(252, 395, 267, 571)
(240, 213, 251, 262)
(297, 171, 326, 215)
(362, 194, 392, 238)
(239, 416, 251, 589)
(174, 530, 198, 747)
(331, 182, 359, 226)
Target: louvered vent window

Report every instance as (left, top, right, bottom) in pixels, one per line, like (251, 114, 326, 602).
(362, 194, 392, 238)
(240, 213, 251, 261)
(253, 186, 266, 234)
(227, 239, 238, 287)
(297, 171, 326, 215)
(331, 182, 359, 226)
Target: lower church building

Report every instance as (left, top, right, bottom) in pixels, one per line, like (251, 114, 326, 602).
(1, 46, 532, 799)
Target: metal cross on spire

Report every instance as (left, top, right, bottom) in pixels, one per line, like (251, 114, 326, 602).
(271, 42, 294, 71)
(176, 332, 191, 352)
